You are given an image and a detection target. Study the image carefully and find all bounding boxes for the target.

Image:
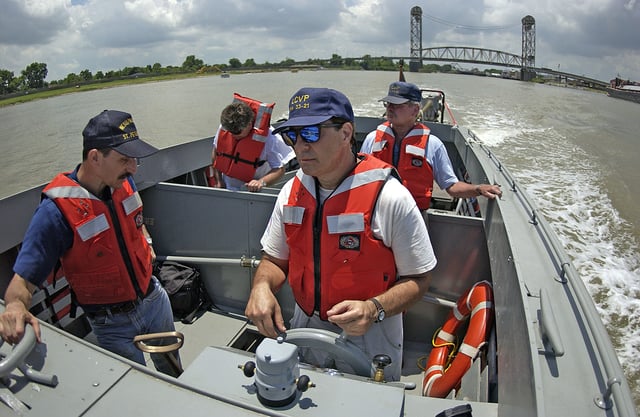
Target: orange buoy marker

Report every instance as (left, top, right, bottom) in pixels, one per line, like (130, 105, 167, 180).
(422, 280, 494, 397)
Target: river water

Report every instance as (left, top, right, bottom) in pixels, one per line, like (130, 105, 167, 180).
(1, 70, 638, 405)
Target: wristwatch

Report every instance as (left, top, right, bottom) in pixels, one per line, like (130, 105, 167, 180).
(369, 297, 385, 323)
(146, 237, 153, 246)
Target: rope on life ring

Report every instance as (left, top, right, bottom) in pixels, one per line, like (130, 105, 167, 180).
(422, 280, 494, 398)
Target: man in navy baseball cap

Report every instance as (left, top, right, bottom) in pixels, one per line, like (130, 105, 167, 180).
(273, 87, 354, 133)
(83, 110, 158, 158)
(273, 87, 356, 150)
(0, 109, 181, 378)
(246, 86, 435, 383)
(359, 80, 503, 212)
(379, 81, 422, 104)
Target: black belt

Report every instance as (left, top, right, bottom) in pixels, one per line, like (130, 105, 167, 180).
(86, 279, 155, 318)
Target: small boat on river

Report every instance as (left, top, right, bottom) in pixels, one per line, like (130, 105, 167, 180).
(0, 81, 636, 417)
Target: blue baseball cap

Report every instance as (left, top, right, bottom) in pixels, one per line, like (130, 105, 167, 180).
(82, 110, 158, 158)
(273, 87, 354, 133)
(380, 81, 422, 104)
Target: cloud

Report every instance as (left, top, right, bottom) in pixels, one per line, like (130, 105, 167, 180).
(0, 0, 638, 82)
(0, 0, 70, 45)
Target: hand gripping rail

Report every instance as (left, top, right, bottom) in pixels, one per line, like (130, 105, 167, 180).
(0, 324, 58, 386)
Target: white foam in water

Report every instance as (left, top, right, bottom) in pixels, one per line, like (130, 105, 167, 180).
(455, 103, 547, 147)
(473, 112, 640, 387)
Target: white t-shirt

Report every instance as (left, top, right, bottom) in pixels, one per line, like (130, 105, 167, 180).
(213, 126, 295, 191)
(260, 174, 437, 277)
(262, 171, 437, 381)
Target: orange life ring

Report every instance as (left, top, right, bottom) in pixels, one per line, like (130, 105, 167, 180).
(422, 280, 494, 397)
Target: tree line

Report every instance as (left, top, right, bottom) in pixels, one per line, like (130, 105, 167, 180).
(1, 54, 456, 96)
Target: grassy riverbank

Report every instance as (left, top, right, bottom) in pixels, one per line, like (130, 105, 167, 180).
(0, 72, 208, 108)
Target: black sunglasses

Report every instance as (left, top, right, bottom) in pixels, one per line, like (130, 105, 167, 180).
(280, 123, 345, 146)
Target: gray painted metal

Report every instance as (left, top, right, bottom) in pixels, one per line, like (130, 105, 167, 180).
(181, 346, 407, 417)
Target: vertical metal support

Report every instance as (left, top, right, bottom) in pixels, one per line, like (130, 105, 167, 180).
(521, 15, 536, 80)
(410, 6, 423, 72)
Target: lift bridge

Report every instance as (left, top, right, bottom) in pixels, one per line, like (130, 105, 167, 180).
(397, 7, 607, 88)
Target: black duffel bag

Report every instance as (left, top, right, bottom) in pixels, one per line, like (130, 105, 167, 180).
(155, 261, 207, 323)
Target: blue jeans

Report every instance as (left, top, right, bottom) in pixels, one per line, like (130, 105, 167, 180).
(87, 277, 181, 376)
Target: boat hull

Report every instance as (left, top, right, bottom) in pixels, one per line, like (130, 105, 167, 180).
(606, 87, 640, 104)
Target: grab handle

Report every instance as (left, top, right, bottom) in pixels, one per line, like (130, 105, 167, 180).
(539, 289, 565, 356)
(0, 325, 37, 377)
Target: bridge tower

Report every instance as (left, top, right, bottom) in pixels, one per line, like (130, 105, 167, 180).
(521, 15, 536, 81)
(409, 6, 423, 72)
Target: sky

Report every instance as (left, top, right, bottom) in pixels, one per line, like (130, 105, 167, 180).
(1, 0, 639, 83)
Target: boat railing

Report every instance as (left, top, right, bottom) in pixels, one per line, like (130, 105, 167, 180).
(466, 128, 635, 416)
(156, 255, 261, 269)
(443, 100, 457, 126)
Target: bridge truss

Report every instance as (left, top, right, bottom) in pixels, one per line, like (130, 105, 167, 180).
(403, 9, 605, 86)
(421, 47, 523, 69)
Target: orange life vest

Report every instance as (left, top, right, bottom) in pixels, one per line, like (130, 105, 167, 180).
(372, 121, 434, 210)
(283, 154, 397, 320)
(43, 174, 153, 305)
(213, 93, 275, 183)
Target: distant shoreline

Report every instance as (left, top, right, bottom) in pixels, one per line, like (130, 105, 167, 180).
(0, 72, 217, 108)
(1, 69, 606, 108)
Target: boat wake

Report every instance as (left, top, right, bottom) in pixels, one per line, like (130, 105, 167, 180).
(465, 107, 640, 406)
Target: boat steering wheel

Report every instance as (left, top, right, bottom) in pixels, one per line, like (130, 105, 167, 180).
(280, 328, 375, 378)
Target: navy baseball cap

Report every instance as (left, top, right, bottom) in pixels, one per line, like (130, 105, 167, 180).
(273, 87, 354, 133)
(380, 81, 422, 104)
(82, 110, 158, 158)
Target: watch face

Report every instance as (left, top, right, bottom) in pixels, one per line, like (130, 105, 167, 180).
(370, 298, 385, 322)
